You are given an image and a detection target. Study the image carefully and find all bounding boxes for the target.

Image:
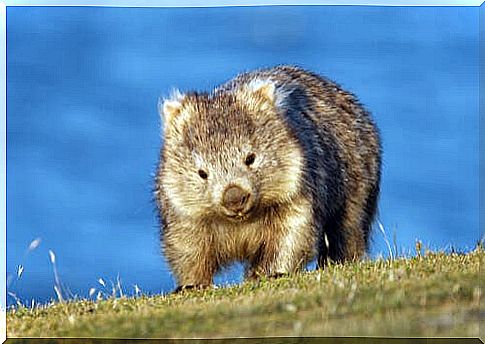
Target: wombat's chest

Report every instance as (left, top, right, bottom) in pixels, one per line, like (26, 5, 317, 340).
(211, 222, 270, 262)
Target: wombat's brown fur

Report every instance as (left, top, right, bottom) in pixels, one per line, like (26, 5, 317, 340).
(155, 65, 381, 290)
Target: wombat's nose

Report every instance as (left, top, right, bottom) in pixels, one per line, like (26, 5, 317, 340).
(222, 185, 251, 213)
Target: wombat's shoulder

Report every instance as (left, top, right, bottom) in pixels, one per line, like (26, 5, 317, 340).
(215, 65, 327, 88)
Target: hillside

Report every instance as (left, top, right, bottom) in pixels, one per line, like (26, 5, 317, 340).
(7, 248, 483, 338)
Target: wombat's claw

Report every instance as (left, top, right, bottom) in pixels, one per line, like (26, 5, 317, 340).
(173, 285, 195, 294)
(269, 272, 289, 279)
(173, 284, 208, 294)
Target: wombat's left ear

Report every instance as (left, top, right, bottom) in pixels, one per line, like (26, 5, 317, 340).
(158, 89, 186, 125)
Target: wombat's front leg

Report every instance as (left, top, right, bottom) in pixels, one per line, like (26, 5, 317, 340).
(246, 202, 317, 279)
(163, 227, 217, 291)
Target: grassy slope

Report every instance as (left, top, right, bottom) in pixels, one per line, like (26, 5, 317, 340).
(7, 248, 484, 338)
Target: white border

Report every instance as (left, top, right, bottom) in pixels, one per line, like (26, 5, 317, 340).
(0, 1, 5, 341)
(1, 2, 482, 342)
(3, 0, 485, 6)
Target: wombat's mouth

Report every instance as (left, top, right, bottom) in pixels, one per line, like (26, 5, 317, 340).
(222, 206, 255, 222)
(227, 213, 248, 222)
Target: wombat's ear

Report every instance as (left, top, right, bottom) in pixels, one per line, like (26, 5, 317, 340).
(246, 79, 276, 103)
(159, 89, 186, 125)
(238, 79, 279, 110)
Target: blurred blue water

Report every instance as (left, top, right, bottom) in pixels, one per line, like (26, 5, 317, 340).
(6, 6, 479, 305)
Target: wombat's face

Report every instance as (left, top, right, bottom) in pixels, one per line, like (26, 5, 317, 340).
(158, 80, 304, 222)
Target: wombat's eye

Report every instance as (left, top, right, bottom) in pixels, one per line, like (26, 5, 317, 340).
(198, 169, 208, 179)
(245, 153, 256, 166)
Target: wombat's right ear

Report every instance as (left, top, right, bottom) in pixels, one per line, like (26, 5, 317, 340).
(158, 89, 186, 126)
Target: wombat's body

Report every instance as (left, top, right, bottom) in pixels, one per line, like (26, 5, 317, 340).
(155, 65, 381, 289)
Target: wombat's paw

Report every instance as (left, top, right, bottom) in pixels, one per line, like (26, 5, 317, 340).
(173, 284, 209, 294)
(269, 272, 290, 279)
(245, 270, 289, 281)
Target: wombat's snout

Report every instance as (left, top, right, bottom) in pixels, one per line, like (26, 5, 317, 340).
(221, 185, 253, 215)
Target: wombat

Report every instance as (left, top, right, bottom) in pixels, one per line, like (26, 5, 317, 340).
(155, 65, 381, 291)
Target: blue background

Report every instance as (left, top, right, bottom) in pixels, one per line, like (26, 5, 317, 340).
(6, 6, 479, 304)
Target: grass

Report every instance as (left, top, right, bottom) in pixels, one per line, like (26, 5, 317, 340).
(7, 247, 484, 339)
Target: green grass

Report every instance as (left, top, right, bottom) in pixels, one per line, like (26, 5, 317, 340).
(7, 247, 484, 338)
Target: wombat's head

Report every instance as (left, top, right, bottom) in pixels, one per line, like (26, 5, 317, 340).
(158, 79, 304, 223)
